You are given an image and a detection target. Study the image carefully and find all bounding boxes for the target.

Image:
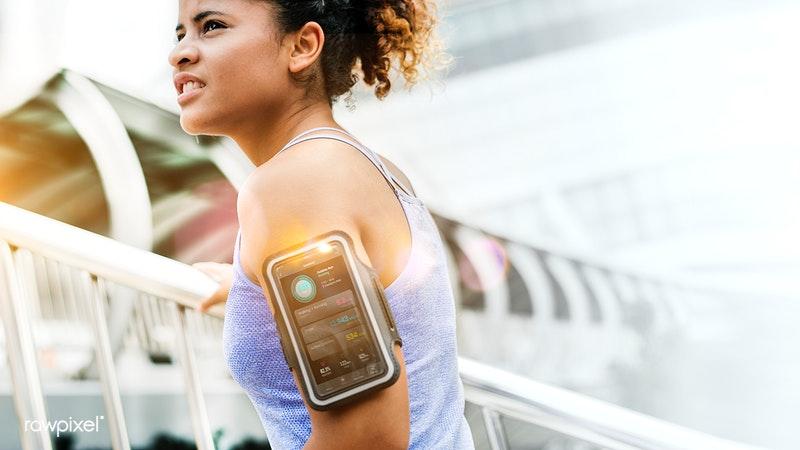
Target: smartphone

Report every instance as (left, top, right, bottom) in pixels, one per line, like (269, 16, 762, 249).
(263, 230, 401, 410)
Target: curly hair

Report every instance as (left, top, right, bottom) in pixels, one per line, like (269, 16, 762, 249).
(266, 0, 451, 105)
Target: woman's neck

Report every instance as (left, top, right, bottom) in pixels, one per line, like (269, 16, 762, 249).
(231, 100, 342, 167)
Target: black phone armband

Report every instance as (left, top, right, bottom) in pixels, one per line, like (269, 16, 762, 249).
(263, 230, 402, 410)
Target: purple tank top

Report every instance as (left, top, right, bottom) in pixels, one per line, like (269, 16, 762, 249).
(222, 128, 474, 449)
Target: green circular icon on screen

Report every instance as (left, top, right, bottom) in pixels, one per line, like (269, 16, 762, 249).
(291, 275, 316, 302)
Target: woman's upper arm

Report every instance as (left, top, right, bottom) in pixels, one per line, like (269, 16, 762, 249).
(237, 153, 410, 449)
(302, 343, 409, 449)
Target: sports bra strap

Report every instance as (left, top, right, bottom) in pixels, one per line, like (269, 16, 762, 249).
(281, 126, 354, 148)
(284, 127, 415, 197)
(275, 128, 415, 198)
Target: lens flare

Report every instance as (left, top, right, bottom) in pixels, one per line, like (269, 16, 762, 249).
(458, 236, 508, 291)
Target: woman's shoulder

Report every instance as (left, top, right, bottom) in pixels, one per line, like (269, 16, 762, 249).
(244, 139, 357, 193)
(238, 141, 364, 231)
(240, 137, 414, 211)
(235, 139, 380, 277)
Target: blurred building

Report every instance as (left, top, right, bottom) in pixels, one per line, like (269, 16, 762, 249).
(1, 0, 799, 449)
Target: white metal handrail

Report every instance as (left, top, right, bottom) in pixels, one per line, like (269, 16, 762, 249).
(0, 202, 219, 318)
(1, 201, 218, 450)
(459, 358, 758, 450)
(0, 201, 757, 450)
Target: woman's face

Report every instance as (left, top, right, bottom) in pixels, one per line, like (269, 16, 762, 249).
(169, 0, 290, 136)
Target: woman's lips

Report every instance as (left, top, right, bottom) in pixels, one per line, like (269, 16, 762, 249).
(177, 85, 205, 106)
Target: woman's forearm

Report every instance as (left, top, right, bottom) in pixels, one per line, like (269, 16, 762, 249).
(304, 430, 407, 450)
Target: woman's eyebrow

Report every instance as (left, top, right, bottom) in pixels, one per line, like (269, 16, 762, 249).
(175, 10, 228, 32)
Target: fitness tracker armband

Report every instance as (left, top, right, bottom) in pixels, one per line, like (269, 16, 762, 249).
(263, 230, 402, 410)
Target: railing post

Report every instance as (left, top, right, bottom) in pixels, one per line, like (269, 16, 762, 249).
(169, 302, 215, 450)
(0, 241, 53, 450)
(79, 272, 131, 450)
(481, 407, 509, 450)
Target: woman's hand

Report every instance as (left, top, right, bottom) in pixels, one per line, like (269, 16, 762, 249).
(192, 262, 234, 313)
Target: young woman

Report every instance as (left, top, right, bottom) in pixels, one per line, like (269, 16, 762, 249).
(170, 1, 473, 448)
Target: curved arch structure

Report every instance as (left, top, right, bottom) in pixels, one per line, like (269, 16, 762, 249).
(47, 70, 153, 248)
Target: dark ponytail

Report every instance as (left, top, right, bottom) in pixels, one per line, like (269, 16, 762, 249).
(268, 0, 450, 105)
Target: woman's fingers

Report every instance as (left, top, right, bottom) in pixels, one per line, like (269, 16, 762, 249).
(192, 262, 234, 312)
(198, 293, 225, 312)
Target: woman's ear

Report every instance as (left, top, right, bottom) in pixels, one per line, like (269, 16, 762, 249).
(287, 21, 325, 75)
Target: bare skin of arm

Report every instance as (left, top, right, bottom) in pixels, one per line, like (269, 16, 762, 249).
(237, 141, 411, 449)
(192, 156, 413, 314)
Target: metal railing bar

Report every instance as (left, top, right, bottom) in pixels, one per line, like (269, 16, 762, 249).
(47, 258, 65, 320)
(185, 309, 200, 356)
(0, 241, 53, 450)
(146, 295, 163, 355)
(459, 358, 757, 450)
(157, 296, 172, 355)
(42, 254, 56, 319)
(468, 391, 637, 450)
(79, 272, 131, 450)
(0, 202, 219, 316)
(200, 313, 211, 339)
(169, 303, 215, 450)
(59, 263, 79, 323)
(139, 294, 157, 354)
(18, 250, 42, 320)
(133, 294, 150, 354)
(15, 249, 41, 324)
(32, 252, 50, 319)
(481, 407, 509, 450)
(105, 283, 140, 367)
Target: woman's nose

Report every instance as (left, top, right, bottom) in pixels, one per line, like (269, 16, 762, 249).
(168, 40, 199, 69)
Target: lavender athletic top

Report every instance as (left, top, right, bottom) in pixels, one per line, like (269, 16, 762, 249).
(222, 127, 475, 449)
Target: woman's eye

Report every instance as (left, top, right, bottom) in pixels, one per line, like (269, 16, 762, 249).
(202, 20, 224, 33)
(173, 20, 223, 44)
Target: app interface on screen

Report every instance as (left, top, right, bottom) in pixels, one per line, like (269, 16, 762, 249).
(279, 246, 384, 395)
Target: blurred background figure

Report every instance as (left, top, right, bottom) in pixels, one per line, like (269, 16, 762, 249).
(1, 0, 798, 449)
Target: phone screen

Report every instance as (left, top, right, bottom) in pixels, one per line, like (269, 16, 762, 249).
(274, 241, 386, 397)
